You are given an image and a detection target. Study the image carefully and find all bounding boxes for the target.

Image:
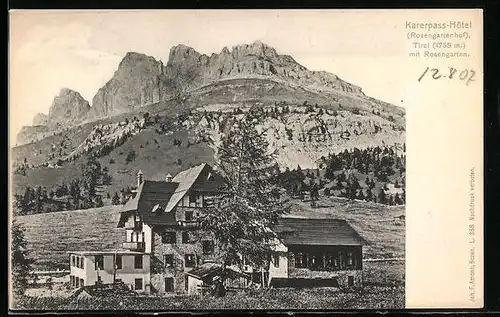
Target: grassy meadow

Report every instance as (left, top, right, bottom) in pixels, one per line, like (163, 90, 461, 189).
(13, 286, 404, 310)
(16, 205, 124, 270)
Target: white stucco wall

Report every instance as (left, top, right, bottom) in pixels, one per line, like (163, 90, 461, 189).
(268, 252, 289, 280)
(187, 276, 203, 295)
(69, 253, 151, 294)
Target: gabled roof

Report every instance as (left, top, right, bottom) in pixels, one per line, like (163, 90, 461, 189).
(164, 163, 210, 213)
(273, 218, 366, 246)
(185, 262, 222, 281)
(186, 262, 251, 282)
(118, 163, 223, 227)
(118, 180, 179, 227)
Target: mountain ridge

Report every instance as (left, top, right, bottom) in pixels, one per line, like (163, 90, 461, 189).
(16, 41, 403, 147)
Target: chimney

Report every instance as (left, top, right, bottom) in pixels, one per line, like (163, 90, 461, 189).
(137, 170, 144, 187)
(165, 173, 173, 182)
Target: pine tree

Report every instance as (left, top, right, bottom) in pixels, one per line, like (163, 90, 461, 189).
(378, 188, 387, 205)
(95, 195, 104, 208)
(324, 187, 331, 196)
(366, 189, 373, 202)
(11, 220, 34, 296)
(196, 106, 290, 291)
(35, 186, 43, 213)
(394, 192, 402, 205)
(112, 192, 121, 205)
(357, 190, 365, 201)
(310, 183, 319, 208)
(388, 194, 394, 206)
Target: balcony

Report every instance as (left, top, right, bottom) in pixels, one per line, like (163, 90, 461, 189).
(122, 242, 145, 252)
(125, 221, 143, 231)
(177, 220, 199, 228)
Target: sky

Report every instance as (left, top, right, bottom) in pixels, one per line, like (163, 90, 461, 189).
(9, 10, 412, 145)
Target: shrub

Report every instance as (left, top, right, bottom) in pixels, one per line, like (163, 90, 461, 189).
(125, 150, 136, 163)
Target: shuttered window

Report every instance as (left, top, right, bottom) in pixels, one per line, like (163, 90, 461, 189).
(165, 277, 174, 292)
(185, 254, 196, 268)
(134, 255, 143, 269)
(135, 278, 143, 290)
(116, 255, 122, 269)
(95, 255, 104, 270)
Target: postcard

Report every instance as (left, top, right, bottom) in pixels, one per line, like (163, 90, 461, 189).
(8, 9, 483, 310)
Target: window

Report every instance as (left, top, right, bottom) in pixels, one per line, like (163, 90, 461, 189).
(95, 255, 104, 270)
(81, 257, 84, 269)
(116, 255, 122, 269)
(80, 278, 84, 287)
(185, 254, 196, 268)
(75, 278, 79, 288)
(165, 277, 174, 292)
(202, 240, 214, 254)
(162, 232, 176, 244)
(134, 255, 143, 269)
(311, 254, 317, 265)
(71, 256, 75, 267)
(338, 252, 346, 269)
(164, 254, 174, 268)
(325, 253, 334, 269)
(189, 192, 197, 204)
(347, 252, 354, 266)
(310, 254, 321, 269)
(70, 276, 74, 287)
(181, 232, 190, 243)
(185, 210, 194, 221)
(295, 252, 307, 268)
(348, 276, 354, 287)
(273, 254, 280, 268)
(135, 278, 143, 290)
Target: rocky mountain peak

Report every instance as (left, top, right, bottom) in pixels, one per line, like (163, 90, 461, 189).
(32, 113, 48, 126)
(120, 52, 157, 67)
(47, 88, 90, 129)
(230, 40, 278, 60)
(168, 44, 203, 65)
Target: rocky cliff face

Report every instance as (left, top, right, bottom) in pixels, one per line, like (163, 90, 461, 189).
(32, 113, 48, 126)
(88, 41, 366, 120)
(89, 52, 178, 119)
(15, 125, 50, 145)
(192, 105, 404, 169)
(166, 41, 365, 96)
(47, 88, 90, 130)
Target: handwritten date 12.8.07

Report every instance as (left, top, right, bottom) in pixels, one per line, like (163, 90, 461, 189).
(417, 67, 476, 86)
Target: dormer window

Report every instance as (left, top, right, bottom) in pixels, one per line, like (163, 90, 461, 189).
(152, 204, 162, 213)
